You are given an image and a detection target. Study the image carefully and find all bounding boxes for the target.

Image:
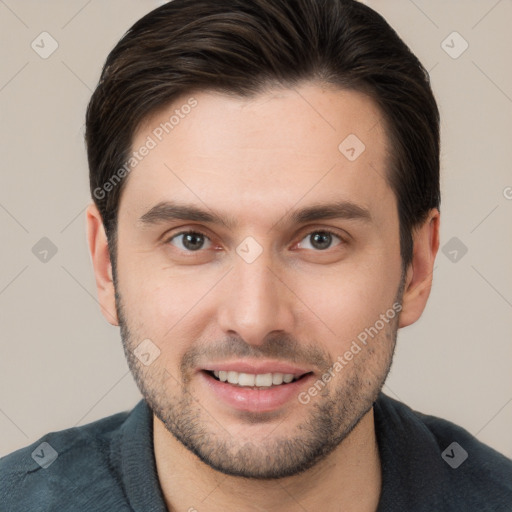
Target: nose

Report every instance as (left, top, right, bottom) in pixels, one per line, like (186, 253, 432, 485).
(217, 246, 296, 347)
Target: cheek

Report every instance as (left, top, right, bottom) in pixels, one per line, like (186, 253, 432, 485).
(291, 253, 400, 351)
(117, 259, 219, 354)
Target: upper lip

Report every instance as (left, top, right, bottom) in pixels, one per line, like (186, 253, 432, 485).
(200, 360, 313, 377)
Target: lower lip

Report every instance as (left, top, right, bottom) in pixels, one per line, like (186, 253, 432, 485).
(199, 371, 315, 413)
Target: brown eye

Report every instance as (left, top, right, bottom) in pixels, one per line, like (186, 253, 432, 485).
(297, 230, 343, 251)
(168, 231, 211, 252)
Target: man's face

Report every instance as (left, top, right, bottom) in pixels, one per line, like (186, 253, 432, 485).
(114, 83, 405, 478)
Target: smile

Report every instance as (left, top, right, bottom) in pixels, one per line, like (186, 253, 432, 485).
(209, 370, 306, 388)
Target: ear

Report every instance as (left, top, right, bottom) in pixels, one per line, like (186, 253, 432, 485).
(86, 203, 119, 326)
(399, 208, 440, 328)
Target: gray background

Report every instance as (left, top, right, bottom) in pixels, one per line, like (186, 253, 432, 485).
(1, 0, 511, 458)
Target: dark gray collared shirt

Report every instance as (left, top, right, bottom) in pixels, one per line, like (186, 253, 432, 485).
(1, 393, 511, 511)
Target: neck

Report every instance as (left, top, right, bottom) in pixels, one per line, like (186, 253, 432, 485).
(153, 408, 381, 512)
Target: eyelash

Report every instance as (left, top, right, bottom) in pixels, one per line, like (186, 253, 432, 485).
(164, 228, 347, 253)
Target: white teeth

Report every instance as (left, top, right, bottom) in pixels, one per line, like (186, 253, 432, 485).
(210, 370, 299, 387)
(227, 371, 239, 384)
(255, 373, 273, 387)
(272, 373, 283, 385)
(238, 373, 255, 386)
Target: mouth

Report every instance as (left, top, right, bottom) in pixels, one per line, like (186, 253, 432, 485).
(203, 369, 312, 388)
(199, 367, 316, 413)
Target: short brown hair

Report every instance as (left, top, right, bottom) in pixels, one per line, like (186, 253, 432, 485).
(86, 0, 440, 272)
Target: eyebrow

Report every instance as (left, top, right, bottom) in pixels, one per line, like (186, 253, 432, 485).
(137, 200, 372, 230)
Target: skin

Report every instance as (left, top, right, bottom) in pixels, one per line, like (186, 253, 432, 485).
(87, 82, 440, 512)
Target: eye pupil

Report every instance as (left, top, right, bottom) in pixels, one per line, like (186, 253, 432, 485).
(183, 232, 204, 251)
(310, 232, 332, 250)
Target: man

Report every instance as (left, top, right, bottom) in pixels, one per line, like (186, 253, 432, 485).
(1, 0, 511, 510)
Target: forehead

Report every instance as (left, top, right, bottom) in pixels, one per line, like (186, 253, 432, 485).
(120, 83, 393, 228)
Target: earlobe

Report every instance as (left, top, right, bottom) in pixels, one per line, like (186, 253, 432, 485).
(398, 209, 440, 328)
(86, 203, 119, 326)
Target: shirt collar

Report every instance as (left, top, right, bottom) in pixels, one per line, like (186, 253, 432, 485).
(117, 399, 168, 512)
